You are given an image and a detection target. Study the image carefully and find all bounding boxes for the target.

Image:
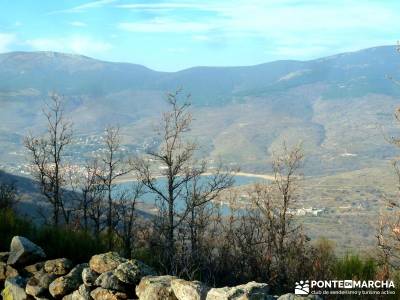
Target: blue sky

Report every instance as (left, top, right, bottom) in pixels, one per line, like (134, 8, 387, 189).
(0, 0, 399, 71)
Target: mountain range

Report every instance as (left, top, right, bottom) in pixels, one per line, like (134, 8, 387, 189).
(1, 45, 400, 177)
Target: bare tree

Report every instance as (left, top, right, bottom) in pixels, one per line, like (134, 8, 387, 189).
(377, 109, 400, 277)
(229, 142, 306, 288)
(133, 90, 197, 272)
(271, 142, 304, 282)
(115, 182, 144, 258)
(182, 164, 234, 274)
(134, 90, 233, 273)
(69, 158, 105, 232)
(247, 183, 276, 281)
(376, 50, 400, 277)
(24, 94, 73, 226)
(97, 126, 131, 249)
(88, 189, 106, 238)
(202, 190, 267, 285)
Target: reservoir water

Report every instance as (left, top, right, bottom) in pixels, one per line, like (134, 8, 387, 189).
(116, 174, 270, 210)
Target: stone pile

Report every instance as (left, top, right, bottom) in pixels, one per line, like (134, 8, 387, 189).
(0, 236, 320, 300)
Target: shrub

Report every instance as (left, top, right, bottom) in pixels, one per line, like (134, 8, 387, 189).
(333, 254, 377, 281)
(0, 208, 34, 251)
(0, 208, 106, 263)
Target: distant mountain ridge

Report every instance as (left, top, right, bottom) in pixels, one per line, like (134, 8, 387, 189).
(1, 45, 400, 177)
(1, 45, 399, 103)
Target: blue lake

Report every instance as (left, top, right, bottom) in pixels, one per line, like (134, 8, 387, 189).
(116, 174, 269, 211)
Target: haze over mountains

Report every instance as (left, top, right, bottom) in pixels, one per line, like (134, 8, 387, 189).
(1, 45, 400, 178)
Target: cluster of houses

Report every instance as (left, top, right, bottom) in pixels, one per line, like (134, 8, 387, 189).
(288, 207, 326, 216)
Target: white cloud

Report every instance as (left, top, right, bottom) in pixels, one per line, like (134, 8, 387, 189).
(49, 0, 116, 14)
(118, 18, 215, 33)
(115, 0, 400, 60)
(72, 0, 115, 10)
(70, 21, 87, 27)
(0, 33, 16, 53)
(116, 1, 397, 36)
(26, 36, 112, 56)
(214, 1, 395, 34)
(116, 3, 207, 10)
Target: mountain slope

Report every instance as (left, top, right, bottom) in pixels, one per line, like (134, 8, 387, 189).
(0, 45, 400, 176)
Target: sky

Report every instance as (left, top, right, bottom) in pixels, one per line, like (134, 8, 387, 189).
(0, 0, 399, 71)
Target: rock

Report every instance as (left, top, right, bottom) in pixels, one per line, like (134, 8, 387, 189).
(0, 251, 9, 262)
(49, 263, 87, 298)
(113, 259, 156, 284)
(277, 294, 321, 300)
(45, 258, 73, 276)
(26, 278, 45, 297)
(206, 281, 270, 300)
(62, 295, 74, 300)
(71, 290, 84, 300)
(71, 284, 92, 300)
(7, 236, 46, 266)
(171, 279, 209, 300)
(94, 271, 126, 292)
(25, 262, 45, 274)
(136, 275, 178, 300)
(0, 262, 18, 281)
(89, 252, 127, 274)
(90, 287, 128, 300)
(78, 284, 92, 299)
(1, 276, 28, 300)
(6, 265, 19, 278)
(26, 270, 57, 297)
(82, 267, 99, 286)
(0, 262, 5, 281)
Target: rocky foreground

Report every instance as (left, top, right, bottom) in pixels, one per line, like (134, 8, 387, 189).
(0, 236, 319, 300)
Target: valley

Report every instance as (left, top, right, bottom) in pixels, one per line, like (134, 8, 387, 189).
(1, 46, 400, 252)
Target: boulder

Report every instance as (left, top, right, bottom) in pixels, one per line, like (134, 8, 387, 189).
(206, 281, 270, 300)
(35, 296, 52, 300)
(1, 276, 28, 300)
(71, 290, 84, 300)
(78, 284, 92, 298)
(89, 252, 127, 274)
(25, 262, 45, 275)
(7, 236, 46, 266)
(94, 271, 126, 292)
(113, 259, 156, 284)
(90, 287, 128, 300)
(45, 258, 73, 276)
(0, 262, 5, 281)
(0, 262, 18, 281)
(49, 263, 87, 298)
(0, 251, 9, 262)
(26, 270, 57, 297)
(82, 267, 99, 286)
(6, 265, 19, 278)
(136, 275, 178, 300)
(71, 284, 92, 300)
(171, 279, 209, 300)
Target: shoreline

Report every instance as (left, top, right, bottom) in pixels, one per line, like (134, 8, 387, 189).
(115, 171, 275, 184)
